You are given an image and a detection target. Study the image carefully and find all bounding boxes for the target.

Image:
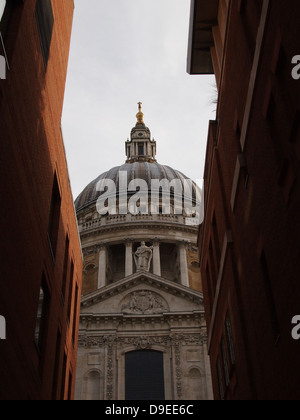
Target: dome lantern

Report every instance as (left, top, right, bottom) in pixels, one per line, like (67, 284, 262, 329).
(125, 102, 157, 163)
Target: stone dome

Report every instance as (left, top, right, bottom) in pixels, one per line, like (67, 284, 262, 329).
(75, 161, 197, 212)
(75, 104, 202, 223)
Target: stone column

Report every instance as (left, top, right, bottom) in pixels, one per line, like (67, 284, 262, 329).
(179, 242, 189, 287)
(152, 240, 161, 277)
(125, 240, 133, 277)
(98, 244, 107, 289)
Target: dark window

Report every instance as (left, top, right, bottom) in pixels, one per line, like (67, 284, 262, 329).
(60, 352, 67, 400)
(221, 338, 230, 387)
(67, 260, 74, 324)
(61, 235, 70, 303)
(35, 274, 50, 354)
(52, 328, 62, 400)
(138, 143, 144, 156)
(212, 214, 221, 273)
(216, 357, 224, 400)
(48, 174, 61, 262)
(225, 312, 235, 366)
(208, 239, 217, 291)
(205, 263, 214, 314)
(35, 0, 54, 66)
(67, 370, 73, 400)
(125, 351, 165, 400)
(72, 283, 79, 347)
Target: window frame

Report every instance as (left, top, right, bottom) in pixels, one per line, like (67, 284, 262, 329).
(35, 275, 50, 355)
(225, 312, 236, 366)
(47, 173, 61, 263)
(216, 357, 224, 400)
(138, 143, 144, 156)
(35, 0, 54, 67)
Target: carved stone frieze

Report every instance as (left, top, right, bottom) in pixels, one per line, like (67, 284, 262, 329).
(106, 337, 115, 400)
(120, 290, 169, 315)
(174, 340, 183, 399)
(78, 333, 203, 349)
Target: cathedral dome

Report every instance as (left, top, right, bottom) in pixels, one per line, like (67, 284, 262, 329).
(75, 161, 197, 212)
(75, 103, 201, 216)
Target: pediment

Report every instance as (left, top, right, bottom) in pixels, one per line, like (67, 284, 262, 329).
(81, 272, 204, 316)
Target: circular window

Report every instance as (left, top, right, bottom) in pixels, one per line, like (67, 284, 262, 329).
(85, 264, 95, 272)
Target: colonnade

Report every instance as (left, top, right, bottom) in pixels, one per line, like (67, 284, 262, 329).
(97, 241, 189, 289)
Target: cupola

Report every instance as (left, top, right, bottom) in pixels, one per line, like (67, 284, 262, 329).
(125, 102, 157, 163)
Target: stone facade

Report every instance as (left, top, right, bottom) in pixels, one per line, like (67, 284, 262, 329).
(75, 273, 211, 400)
(74, 106, 212, 400)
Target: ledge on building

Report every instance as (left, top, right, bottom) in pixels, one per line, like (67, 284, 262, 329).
(187, 0, 219, 75)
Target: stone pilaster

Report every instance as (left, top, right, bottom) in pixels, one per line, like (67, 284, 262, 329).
(179, 242, 189, 287)
(125, 240, 133, 277)
(98, 244, 107, 289)
(153, 240, 161, 277)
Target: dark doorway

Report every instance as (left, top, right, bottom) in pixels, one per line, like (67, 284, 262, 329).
(125, 350, 165, 400)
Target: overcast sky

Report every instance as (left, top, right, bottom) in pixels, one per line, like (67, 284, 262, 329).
(61, 0, 216, 200)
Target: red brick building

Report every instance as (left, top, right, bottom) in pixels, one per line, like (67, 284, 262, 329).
(0, 0, 82, 400)
(188, 0, 300, 400)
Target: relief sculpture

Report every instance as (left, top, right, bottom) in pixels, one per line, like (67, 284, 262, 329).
(121, 290, 168, 315)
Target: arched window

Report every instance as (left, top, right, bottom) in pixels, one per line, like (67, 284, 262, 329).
(189, 367, 201, 378)
(85, 264, 95, 272)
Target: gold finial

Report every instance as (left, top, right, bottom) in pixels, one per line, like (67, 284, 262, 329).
(136, 102, 144, 124)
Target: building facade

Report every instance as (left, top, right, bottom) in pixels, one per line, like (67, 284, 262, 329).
(188, 0, 300, 400)
(0, 0, 82, 400)
(74, 106, 213, 400)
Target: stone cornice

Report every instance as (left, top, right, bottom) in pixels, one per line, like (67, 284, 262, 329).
(79, 221, 198, 240)
(81, 271, 204, 309)
(78, 331, 208, 349)
(79, 310, 205, 326)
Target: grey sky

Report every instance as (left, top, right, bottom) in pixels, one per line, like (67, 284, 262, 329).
(62, 0, 216, 200)
(0, 0, 6, 20)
